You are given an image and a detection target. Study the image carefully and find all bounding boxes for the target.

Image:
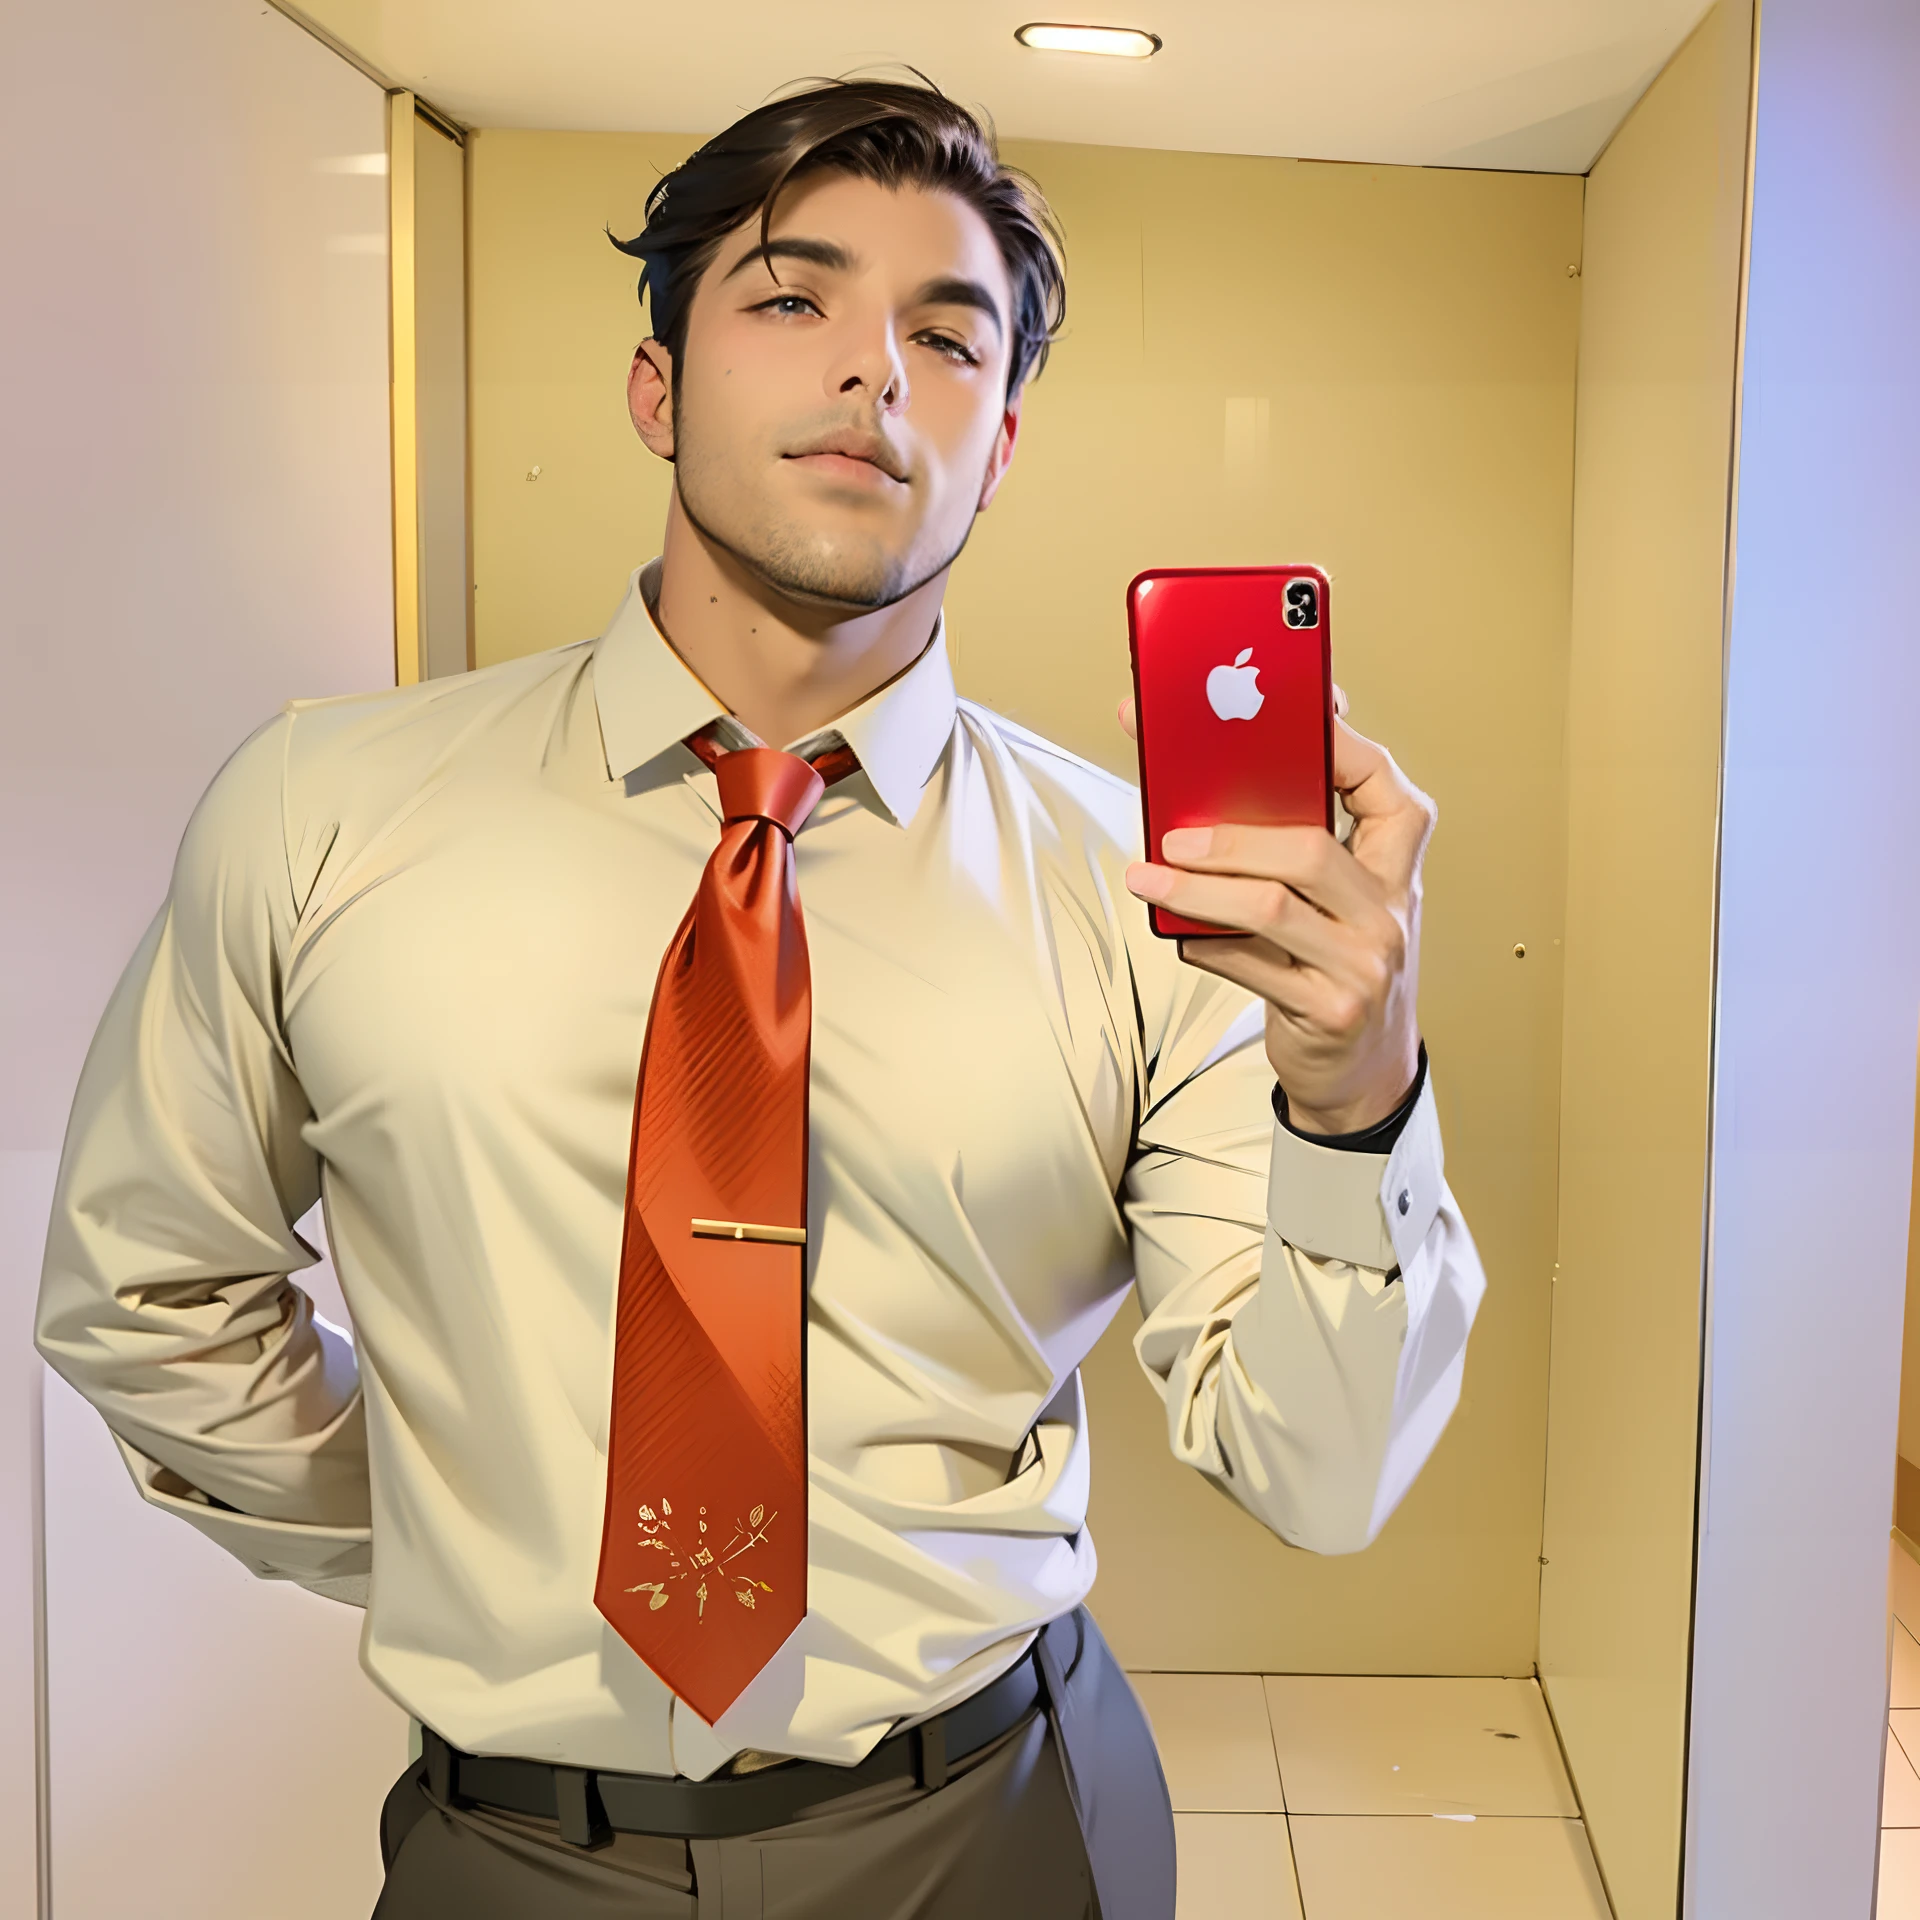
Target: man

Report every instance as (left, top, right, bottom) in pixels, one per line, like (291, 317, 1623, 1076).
(37, 78, 1483, 1919)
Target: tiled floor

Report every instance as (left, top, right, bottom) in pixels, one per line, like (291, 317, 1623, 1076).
(1129, 1669, 1612, 1917)
(1881, 1540, 1920, 1915)
(1134, 1543, 1920, 1913)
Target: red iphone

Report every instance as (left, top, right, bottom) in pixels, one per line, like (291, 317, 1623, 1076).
(1127, 565, 1334, 939)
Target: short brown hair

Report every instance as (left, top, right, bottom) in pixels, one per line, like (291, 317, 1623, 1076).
(611, 77, 1066, 394)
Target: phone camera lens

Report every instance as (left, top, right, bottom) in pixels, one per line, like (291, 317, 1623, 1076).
(1284, 580, 1319, 629)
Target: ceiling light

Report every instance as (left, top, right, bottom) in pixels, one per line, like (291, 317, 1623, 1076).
(1015, 23, 1162, 59)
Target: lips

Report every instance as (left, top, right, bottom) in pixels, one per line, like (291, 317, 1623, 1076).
(781, 430, 907, 483)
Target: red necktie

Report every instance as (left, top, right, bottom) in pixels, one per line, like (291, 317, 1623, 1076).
(595, 730, 856, 1725)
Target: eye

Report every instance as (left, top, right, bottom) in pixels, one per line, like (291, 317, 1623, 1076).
(916, 331, 980, 367)
(751, 293, 823, 319)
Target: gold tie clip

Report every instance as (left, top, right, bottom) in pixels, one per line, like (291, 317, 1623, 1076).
(691, 1218, 808, 1246)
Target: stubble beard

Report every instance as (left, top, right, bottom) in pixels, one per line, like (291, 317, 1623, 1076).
(672, 395, 975, 613)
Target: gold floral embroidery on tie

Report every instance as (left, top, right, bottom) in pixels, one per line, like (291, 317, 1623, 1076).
(623, 1499, 779, 1620)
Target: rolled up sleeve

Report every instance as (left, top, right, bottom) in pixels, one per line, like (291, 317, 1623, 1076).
(1124, 1009, 1485, 1554)
(34, 711, 372, 1600)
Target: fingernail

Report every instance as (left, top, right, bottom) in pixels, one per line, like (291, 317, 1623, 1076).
(1161, 827, 1212, 860)
(1125, 863, 1172, 901)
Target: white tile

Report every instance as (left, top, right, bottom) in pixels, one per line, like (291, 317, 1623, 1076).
(1881, 1827, 1920, 1919)
(1173, 1813, 1302, 1920)
(1132, 1672, 1285, 1812)
(1893, 1625, 1920, 1713)
(1263, 1677, 1577, 1817)
(1290, 1815, 1610, 1919)
(1888, 1731, 1920, 1828)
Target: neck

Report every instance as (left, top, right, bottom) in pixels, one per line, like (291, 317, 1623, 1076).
(651, 492, 945, 747)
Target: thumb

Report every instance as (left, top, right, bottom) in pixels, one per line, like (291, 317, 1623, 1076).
(1333, 716, 1435, 893)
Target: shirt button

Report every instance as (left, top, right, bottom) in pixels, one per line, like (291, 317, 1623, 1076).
(1397, 1189, 1411, 1216)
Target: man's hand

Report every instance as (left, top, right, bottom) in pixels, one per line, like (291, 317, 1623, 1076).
(1120, 689, 1435, 1135)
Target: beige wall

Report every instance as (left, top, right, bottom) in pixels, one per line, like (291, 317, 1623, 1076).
(1536, 5, 1753, 1916)
(469, 129, 1583, 1673)
(468, 130, 692, 666)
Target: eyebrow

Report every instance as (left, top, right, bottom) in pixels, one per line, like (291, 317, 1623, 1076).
(720, 236, 856, 283)
(911, 275, 1005, 340)
(722, 236, 1006, 340)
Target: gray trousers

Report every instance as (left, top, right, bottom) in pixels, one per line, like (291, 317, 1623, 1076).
(373, 1608, 1174, 1920)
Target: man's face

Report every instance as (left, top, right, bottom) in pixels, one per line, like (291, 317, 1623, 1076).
(650, 171, 1020, 610)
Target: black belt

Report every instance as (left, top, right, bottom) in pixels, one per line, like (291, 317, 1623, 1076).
(420, 1634, 1050, 1848)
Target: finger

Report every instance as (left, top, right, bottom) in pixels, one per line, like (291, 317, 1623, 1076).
(1332, 681, 1350, 720)
(1178, 934, 1372, 1033)
(1127, 862, 1379, 974)
(1152, 822, 1388, 928)
(1118, 696, 1137, 742)
(1178, 935, 1312, 1009)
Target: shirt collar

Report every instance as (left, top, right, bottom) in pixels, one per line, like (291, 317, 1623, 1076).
(591, 561, 958, 830)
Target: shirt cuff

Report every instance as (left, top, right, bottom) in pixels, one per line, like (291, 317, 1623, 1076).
(1266, 1058, 1444, 1273)
(1271, 1045, 1428, 1154)
(111, 1432, 373, 1602)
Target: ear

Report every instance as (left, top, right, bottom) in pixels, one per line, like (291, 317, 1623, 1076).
(975, 392, 1023, 512)
(628, 340, 676, 461)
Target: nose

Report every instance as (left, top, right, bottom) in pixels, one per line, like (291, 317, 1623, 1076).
(829, 313, 910, 415)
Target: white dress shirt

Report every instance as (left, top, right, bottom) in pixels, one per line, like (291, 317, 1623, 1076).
(36, 566, 1485, 1779)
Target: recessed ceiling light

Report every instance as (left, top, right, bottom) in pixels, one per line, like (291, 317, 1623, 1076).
(1015, 22, 1162, 59)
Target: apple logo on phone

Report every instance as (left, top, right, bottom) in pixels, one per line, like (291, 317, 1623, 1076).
(1206, 647, 1264, 722)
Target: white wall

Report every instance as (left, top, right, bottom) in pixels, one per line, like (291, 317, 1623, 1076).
(1685, 0, 1920, 1910)
(0, 0, 407, 1911)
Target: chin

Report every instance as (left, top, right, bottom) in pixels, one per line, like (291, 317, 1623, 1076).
(695, 495, 950, 612)
(751, 537, 914, 610)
